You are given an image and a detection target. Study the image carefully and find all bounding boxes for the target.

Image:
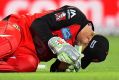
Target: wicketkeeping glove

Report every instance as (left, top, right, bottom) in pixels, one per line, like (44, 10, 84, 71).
(48, 37, 83, 65)
(66, 45, 84, 72)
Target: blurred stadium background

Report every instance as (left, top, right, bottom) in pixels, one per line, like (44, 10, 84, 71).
(0, 0, 119, 80)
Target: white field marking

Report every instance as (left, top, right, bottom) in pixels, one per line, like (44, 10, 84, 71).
(37, 64, 46, 69)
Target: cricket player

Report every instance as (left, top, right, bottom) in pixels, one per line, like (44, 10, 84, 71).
(50, 34, 109, 72)
(0, 5, 109, 72)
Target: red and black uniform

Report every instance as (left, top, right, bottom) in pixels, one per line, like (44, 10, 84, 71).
(30, 5, 94, 61)
(0, 5, 94, 72)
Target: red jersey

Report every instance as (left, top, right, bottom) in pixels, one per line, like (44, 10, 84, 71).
(0, 5, 94, 72)
(5, 5, 93, 62)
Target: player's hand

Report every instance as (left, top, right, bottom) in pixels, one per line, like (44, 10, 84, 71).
(48, 37, 83, 64)
(66, 57, 83, 72)
(67, 45, 84, 72)
(50, 53, 84, 72)
(50, 44, 84, 72)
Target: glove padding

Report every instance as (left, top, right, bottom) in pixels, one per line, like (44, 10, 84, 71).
(48, 37, 81, 64)
(48, 37, 84, 72)
(66, 46, 84, 72)
(66, 59, 82, 72)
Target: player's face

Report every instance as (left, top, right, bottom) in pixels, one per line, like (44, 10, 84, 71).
(76, 24, 94, 45)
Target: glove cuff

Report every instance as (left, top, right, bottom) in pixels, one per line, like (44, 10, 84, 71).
(48, 37, 69, 54)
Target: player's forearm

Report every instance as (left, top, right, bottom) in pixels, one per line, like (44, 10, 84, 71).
(30, 18, 54, 44)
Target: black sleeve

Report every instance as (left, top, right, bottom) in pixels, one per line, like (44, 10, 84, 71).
(38, 5, 91, 30)
(30, 5, 93, 44)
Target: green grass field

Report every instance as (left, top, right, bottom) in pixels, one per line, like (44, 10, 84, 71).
(0, 36, 119, 80)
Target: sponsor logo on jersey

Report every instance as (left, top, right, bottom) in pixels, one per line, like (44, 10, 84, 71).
(90, 40, 97, 48)
(55, 12, 66, 21)
(67, 9, 76, 19)
(13, 24, 20, 31)
(61, 28, 72, 40)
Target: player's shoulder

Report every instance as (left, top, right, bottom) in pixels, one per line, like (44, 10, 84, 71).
(60, 5, 80, 11)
